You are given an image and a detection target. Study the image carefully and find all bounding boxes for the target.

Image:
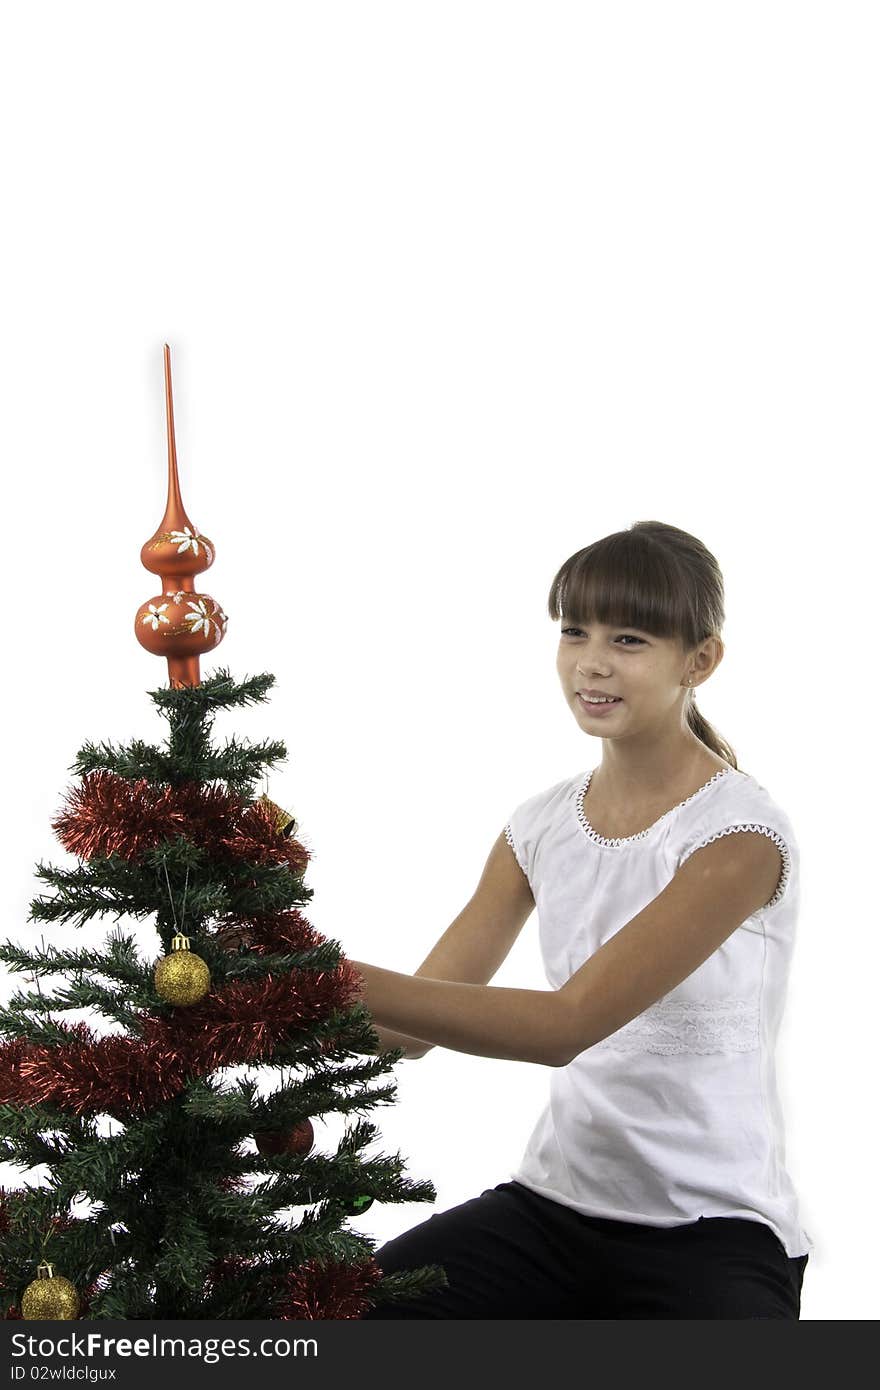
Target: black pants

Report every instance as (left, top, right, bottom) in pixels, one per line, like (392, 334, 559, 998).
(363, 1180, 809, 1319)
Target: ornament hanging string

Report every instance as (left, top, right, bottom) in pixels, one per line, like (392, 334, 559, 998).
(162, 860, 176, 932)
(161, 860, 190, 936)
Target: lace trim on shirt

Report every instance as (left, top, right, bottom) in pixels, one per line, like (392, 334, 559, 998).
(590, 995, 760, 1056)
(679, 823, 791, 910)
(576, 766, 737, 847)
(504, 822, 528, 878)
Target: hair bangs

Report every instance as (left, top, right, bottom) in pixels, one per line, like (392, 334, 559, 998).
(547, 533, 697, 645)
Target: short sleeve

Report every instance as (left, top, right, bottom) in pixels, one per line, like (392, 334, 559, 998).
(503, 821, 529, 879)
(501, 774, 574, 890)
(678, 819, 793, 912)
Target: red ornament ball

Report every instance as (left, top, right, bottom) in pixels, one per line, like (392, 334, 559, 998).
(254, 1119, 314, 1157)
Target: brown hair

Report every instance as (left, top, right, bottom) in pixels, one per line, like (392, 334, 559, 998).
(546, 520, 737, 768)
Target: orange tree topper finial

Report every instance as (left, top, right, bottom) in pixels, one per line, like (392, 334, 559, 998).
(134, 345, 228, 688)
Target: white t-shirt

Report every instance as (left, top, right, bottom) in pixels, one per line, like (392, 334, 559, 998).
(503, 764, 813, 1260)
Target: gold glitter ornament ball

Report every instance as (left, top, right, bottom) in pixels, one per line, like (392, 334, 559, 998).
(21, 1262, 80, 1320)
(154, 933, 211, 1006)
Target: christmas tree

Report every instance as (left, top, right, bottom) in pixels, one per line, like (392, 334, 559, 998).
(0, 348, 446, 1320)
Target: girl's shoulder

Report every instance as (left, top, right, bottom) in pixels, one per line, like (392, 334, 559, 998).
(673, 765, 800, 868)
(503, 770, 584, 878)
(698, 765, 794, 823)
(508, 769, 585, 826)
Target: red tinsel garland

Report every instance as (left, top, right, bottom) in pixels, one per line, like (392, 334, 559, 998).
(277, 1255, 384, 1319)
(203, 1253, 254, 1294)
(51, 771, 309, 875)
(9, 759, 365, 1118)
(0, 958, 364, 1119)
(214, 907, 321, 955)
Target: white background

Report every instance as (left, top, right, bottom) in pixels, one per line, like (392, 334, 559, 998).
(1, 1, 876, 1321)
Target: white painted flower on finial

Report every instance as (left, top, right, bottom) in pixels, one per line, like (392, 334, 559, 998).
(169, 526, 211, 559)
(183, 598, 217, 637)
(142, 603, 170, 630)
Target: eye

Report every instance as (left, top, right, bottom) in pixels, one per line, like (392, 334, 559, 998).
(560, 627, 644, 645)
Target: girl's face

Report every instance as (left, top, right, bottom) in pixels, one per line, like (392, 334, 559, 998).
(556, 617, 710, 736)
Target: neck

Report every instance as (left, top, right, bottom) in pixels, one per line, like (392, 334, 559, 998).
(594, 733, 718, 802)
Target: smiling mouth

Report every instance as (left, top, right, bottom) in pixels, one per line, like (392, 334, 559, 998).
(576, 693, 623, 709)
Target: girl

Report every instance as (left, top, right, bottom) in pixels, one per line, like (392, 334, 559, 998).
(350, 520, 812, 1320)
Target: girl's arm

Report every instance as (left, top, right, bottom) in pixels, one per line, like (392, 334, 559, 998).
(349, 959, 568, 1067)
(350, 829, 538, 1062)
(555, 829, 783, 1058)
(350, 828, 784, 1067)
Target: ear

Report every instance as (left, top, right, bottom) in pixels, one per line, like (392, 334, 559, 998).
(692, 633, 724, 680)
